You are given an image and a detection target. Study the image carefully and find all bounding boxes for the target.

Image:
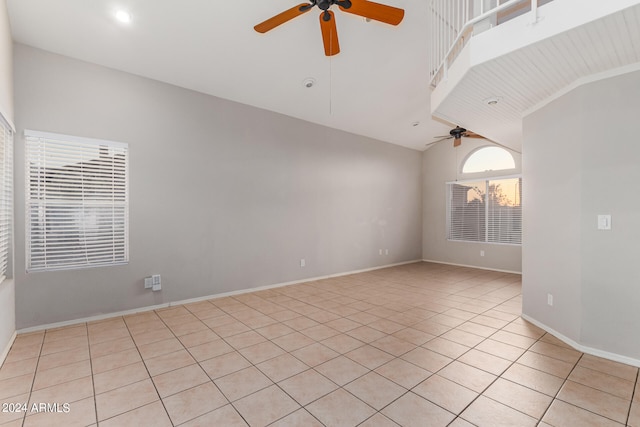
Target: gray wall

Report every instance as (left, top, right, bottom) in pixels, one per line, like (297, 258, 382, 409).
(0, 0, 15, 359)
(422, 137, 522, 272)
(13, 44, 423, 329)
(523, 70, 640, 360)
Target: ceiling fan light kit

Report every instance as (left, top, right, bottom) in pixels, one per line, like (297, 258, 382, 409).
(254, 0, 404, 56)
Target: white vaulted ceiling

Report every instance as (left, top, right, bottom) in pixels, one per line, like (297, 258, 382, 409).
(6, 0, 453, 150)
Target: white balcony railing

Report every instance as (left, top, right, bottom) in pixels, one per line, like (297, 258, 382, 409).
(429, 0, 545, 88)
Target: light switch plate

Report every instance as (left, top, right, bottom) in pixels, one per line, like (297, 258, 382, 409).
(597, 215, 611, 230)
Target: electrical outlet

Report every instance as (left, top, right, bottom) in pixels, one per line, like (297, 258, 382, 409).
(300, 259, 305, 267)
(480, 250, 485, 257)
(547, 293, 553, 306)
(152, 274, 161, 291)
(385, 249, 389, 255)
(379, 249, 383, 255)
(144, 277, 153, 289)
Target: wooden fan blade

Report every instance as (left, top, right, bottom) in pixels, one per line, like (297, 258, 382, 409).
(339, 0, 404, 25)
(254, 3, 311, 33)
(453, 137, 462, 147)
(463, 131, 484, 139)
(320, 11, 340, 56)
(432, 136, 452, 144)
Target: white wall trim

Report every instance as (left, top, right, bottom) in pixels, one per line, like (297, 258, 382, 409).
(522, 314, 640, 368)
(0, 331, 16, 367)
(422, 259, 522, 275)
(17, 260, 422, 334)
(0, 106, 14, 133)
(523, 62, 640, 118)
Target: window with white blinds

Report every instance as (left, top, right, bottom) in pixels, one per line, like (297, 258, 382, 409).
(0, 117, 13, 283)
(25, 131, 129, 271)
(447, 177, 522, 245)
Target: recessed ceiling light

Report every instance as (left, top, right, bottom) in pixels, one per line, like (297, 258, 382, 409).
(302, 78, 316, 88)
(484, 96, 502, 105)
(412, 121, 420, 127)
(115, 10, 132, 24)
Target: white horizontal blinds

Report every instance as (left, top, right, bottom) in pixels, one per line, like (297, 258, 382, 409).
(0, 118, 12, 282)
(447, 177, 522, 244)
(487, 177, 522, 244)
(448, 180, 486, 242)
(26, 132, 129, 271)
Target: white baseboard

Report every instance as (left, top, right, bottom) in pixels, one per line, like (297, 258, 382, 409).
(521, 314, 640, 368)
(17, 259, 422, 334)
(0, 331, 17, 367)
(422, 259, 522, 275)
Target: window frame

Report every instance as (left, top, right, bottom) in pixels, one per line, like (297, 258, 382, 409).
(25, 130, 129, 272)
(0, 114, 13, 283)
(446, 174, 522, 246)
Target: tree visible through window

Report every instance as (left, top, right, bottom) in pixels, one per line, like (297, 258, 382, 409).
(448, 177, 522, 244)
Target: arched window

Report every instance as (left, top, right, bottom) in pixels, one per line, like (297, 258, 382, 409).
(462, 146, 515, 174)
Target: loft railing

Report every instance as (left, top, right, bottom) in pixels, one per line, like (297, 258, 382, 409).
(429, 0, 544, 88)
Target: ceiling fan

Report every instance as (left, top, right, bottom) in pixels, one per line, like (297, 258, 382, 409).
(426, 126, 521, 153)
(254, 0, 404, 56)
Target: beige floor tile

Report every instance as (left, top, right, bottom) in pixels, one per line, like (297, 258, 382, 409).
(629, 398, 640, 427)
(315, 355, 369, 386)
(255, 323, 295, 340)
(283, 316, 320, 331)
(346, 311, 381, 326)
(187, 338, 234, 362)
(483, 378, 553, 419)
(267, 310, 301, 322)
(137, 337, 184, 360)
(568, 365, 635, 399)
(320, 333, 365, 354)
(375, 358, 432, 389)
(92, 348, 142, 374)
(271, 332, 315, 352)
(234, 384, 300, 427)
(392, 327, 435, 346)
(130, 327, 174, 346)
(96, 378, 159, 421)
(144, 349, 196, 377)
(278, 369, 338, 406)
(307, 388, 376, 427)
(475, 339, 526, 361)
(401, 347, 452, 372)
(163, 381, 229, 425)
(256, 353, 308, 383)
(98, 401, 172, 427)
(438, 361, 497, 393)
(422, 337, 470, 359)
(345, 325, 387, 343)
(448, 417, 477, 427)
(200, 351, 251, 380)
(23, 396, 95, 427)
(269, 408, 323, 427)
(39, 336, 88, 357)
(461, 395, 537, 427)
(36, 347, 90, 373)
(457, 349, 511, 376)
(542, 399, 624, 427)
(529, 341, 582, 364)
(178, 329, 220, 348)
(382, 391, 456, 427)
(291, 343, 339, 366)
(169, 320, 210, 336)
(345, 345, 395, 370)
(490, 330, 537, 349)
(28, 376, 93, 407)
(214, 366, 273, 401)
(441, 329, 485, 347)
(89, 336, 136, 359)
(324, 317, 361, 333)
(359, 413, 400, 426)
(238, 341, 285, 364)
(0, 374, 34, 400)
(502, 321, 545, 339)
(344, 371, 406, 410)
(32, 360, 91, 391)
(369, 335, 416, 357)
(43, 325, 87, 343)
(179, 404, 249, 427)
(457, 321, 498, 338)
(4, 343, 42, 364)
(556, 380, 630, 424)
(299, 324, 339, 342)
(413, 374, 478, 415)
(152, 364, 210, 398)
(93, 361, 149, 394)
(516, 350, 576, 378)
(501, 363, 565, 396)
(0, 357, 38, 381)
(88, 327, 130, 345)
(578, 353, 639, 381)
(225, 331, 267, 349)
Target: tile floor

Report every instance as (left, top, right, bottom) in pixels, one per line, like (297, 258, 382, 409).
(0, 261, 639, 426)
